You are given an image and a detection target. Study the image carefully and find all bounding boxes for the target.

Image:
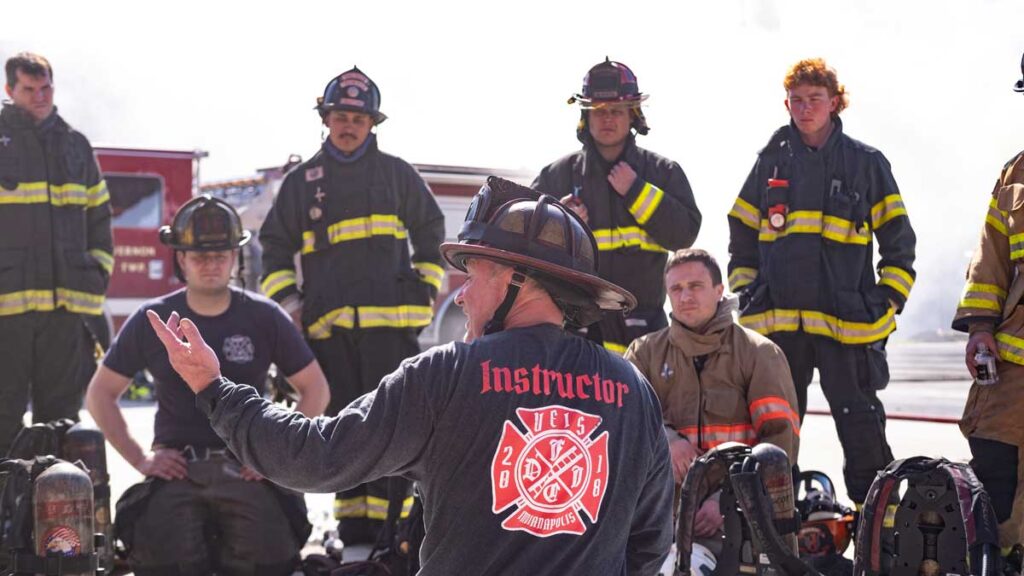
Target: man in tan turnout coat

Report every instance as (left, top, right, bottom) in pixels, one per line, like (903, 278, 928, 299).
(625, 248, 799, 546)
(951, 52, 1024, 552)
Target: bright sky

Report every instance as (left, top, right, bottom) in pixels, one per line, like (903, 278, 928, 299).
(4, 0, 1024, 338)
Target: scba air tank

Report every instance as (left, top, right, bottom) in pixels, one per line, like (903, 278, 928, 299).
(33, 461, 94, 575)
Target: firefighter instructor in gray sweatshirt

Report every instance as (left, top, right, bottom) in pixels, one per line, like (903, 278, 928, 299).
(147, 178, 673, 575)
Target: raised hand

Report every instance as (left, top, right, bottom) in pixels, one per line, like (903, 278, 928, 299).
(607, 161, 637, 197)
(146, 310, 221, 394)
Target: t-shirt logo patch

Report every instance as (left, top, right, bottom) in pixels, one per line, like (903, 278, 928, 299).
(222, 335, 254, 363)
(491, 405, 609, 537)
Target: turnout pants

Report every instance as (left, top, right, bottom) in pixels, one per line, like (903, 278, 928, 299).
(0, 310, 86, 455)
(309, 328, 420, 545)
(771, 332, 894, 503)
(126, 453, 302, 575)
(961, 360, 1024, 548)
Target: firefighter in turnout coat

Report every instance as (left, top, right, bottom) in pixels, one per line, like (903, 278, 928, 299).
(951, 52, 1024, 551)
(0, 53, 112, 454)
(625, 248, 799, 559)
(533, 58, 702, 354)
(258, 67, 445, 544)
(727, 59, 916, 505)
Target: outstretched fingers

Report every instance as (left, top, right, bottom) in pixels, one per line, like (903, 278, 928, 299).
(147, 310, 186, 352)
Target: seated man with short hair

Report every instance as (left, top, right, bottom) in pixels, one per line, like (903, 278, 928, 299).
(625, 248, 800, 556)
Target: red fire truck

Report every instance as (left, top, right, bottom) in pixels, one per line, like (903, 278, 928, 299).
(96, 147, 529, 346)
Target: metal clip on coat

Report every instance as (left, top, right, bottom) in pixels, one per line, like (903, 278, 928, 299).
(854, 457, 1000, 576)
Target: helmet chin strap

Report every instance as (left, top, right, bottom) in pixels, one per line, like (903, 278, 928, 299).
(483, 269, 527, 335)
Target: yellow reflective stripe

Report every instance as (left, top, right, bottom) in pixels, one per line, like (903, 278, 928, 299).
(366, 496, 390, 520)
(414, 262, 444, 291)
(301, 214, 408, 254)
(1011, 233, 1024, 260)
(878, 266, 914, 299)
(758, 210, 822, 242)
(261, 269, 297, 299)
(628, 182, 664, 225)
(56, 288, 104, 315)
(301, 231, 315, 255)
(592, 227, 666, 252)
(334, 496, 368, 518)
(742, 307, 896, 344)
(0, 290, 55, 315)
(307, 304, 434, 339)
(728, 197, 760, 231)
(759, 211, 869, 246)
(958, 281, 1006, 311)
(49, 183, 88, 206)
(870, 194, 908, 229)
(0, 182, 48, 204)
(0, 181, 108, 208)
(961, 298, 1002, 312)
(996, 332, 1024, 365)
(728, 267, 758, 291)
(801, 307, 896, 345)
(739, 309, 801, 335)
(88, 249, 114, 275)
(307, 306, 356, 340)
(86, 181, 110, 208)
(358, 305, 433, 329)
(986, 199, 1009, 236)
(603, 341, 627, 355)
(328, 214, 407, 243)
(821, 215, 870, 245)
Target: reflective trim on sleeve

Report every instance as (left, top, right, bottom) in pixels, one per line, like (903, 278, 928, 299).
(958, 282, 1007, 314)
(878, 266, 914, 299)
(89, 249, 114, 275)
(986, 199, 1009, 237)
(748, 396, 801, 435)
(996, 331, 1024, 365)
(86, 181, 110, 208)
(728, 267, 758, 291)
(870, 194, 908, 229)
(307, 306, 356, 340)
(1011, 233, 1024, 261)
(628, 182, 664, 225)
(728, 197, 761, 231)
(261, 269, 298, 299)
(413, 262, 445, 291)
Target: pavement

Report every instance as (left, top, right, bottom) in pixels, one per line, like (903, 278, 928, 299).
(27, 340, 978, 570)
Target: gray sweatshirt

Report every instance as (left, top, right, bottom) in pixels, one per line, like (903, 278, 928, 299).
(197, 324, 673, 575)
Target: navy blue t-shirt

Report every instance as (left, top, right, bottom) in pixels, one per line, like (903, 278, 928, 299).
(104, 287, 315, 449)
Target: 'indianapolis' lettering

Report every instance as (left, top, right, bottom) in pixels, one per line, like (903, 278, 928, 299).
(479, 360, 630, 407)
